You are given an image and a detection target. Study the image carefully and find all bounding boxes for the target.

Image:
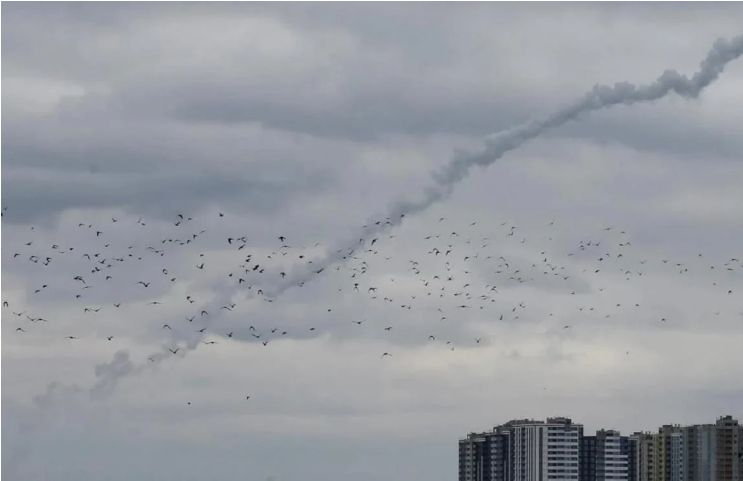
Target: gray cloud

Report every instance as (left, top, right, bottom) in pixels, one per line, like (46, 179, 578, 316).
(3, 4, 743, 481)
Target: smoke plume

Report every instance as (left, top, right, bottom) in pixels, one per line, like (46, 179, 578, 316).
(268, 33, 743, 296)
(32, 33, 743, 403)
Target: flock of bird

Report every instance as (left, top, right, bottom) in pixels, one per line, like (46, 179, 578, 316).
(3, 206, 743, 403)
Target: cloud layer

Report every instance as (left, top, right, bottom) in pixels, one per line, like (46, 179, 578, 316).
(3, 4, 743, 481)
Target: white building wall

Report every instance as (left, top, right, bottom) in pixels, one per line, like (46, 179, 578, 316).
(513, 421, 581, 481)
(600, 431, 628, 481)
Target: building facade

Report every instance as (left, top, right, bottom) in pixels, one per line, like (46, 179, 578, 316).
(581, 430, 630, 481)
(714, 416, 743, 481)
(510, 417, 583, 481)
(459, 429, 512, 481)
(460, 415, 741, 481)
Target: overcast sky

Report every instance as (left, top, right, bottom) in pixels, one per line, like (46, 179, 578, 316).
(2, 4, 743, 481)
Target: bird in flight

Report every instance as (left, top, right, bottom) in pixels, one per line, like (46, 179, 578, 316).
(7, 188, 743, 408)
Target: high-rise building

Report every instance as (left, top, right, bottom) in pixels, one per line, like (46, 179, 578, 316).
(673, 416, 743, 481)
(670, 430, 687, 481)
(459, 429, 512, 481)
(659, 425, 682, 481)
(714, 415, 743, 481)
(581, 430, 630, 481)
(459, 415, 741, 481)
(582, 436, 598, 481)
(692, 424, 717, 481)
(635, 424, 683, 481)
(511, 417, 583, 481)
(626, 435, 640, 481)
(636, 432, 655, 481)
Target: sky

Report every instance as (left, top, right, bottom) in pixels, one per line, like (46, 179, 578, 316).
(2, 3, 743, 481)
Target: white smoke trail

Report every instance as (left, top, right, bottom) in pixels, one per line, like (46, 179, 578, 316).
(151, 33, 743, 358)
(267, 33, 743, 297)
(32, 33, 743, 404)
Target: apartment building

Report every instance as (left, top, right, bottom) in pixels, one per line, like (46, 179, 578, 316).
(581, 430, 630, 481)
(510, 417, 583, 481)
(459, 429, 512, 481)
(460, 415, 741, 481)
